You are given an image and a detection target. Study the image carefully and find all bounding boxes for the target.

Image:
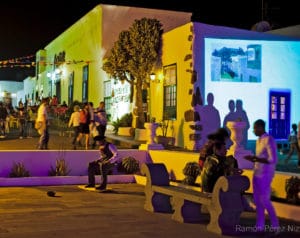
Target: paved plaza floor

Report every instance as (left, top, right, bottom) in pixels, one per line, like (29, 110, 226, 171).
(0, 184, 300, 238)
(1, 129, 300, 237)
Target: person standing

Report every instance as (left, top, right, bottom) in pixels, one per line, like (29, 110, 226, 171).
(17, 106, 27, 139)
(68, 105, 81, 149)
(26, 105, 36, 138)
(92, 101, 108, 149)
(75, 103, 90, 150)
(244, 119, 279, 233)
(285, 123, 300, 167)
(36, 97, 50, 149)
(0, 102, 8, 138)
(85, 138, 119, 190)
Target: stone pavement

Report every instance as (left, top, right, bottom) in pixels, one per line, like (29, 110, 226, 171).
(1, 129, 300, 237)
(0, 184, 300, 238)
(0, 128, 92, 151)
(0, 127, 141, 150)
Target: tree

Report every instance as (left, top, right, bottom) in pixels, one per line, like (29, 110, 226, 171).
(103, 18, 163, 128)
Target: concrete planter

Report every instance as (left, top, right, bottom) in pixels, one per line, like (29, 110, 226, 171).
(155, 135, 175, 146)
(134, 128, 147, 141)
(118, 127, 133, 137)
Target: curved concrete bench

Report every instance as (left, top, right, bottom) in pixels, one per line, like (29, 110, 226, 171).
(141, 163, 250, 235)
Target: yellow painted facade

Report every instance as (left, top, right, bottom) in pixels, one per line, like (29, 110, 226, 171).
(150, 23, 195, 148)
(36, 5, 106, 105)
(33, 4, 193, 148)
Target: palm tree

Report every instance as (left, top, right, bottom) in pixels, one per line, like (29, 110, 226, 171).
(103, 18, 163, 128)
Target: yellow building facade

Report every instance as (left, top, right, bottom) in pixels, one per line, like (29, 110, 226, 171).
(36, 6, 103, 105)
(150, 22, 197, 149)
(33, 4, 192, 148)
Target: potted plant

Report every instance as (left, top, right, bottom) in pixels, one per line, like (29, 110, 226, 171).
(182, 162, 201, 185)
(48, 159, 71, 176)
(155, 119, 175, 146)
(9, 162, 30, 178)
(112, 113, 134, 136)
(285, 176, 300, 205)
(118, 156, 140, 174)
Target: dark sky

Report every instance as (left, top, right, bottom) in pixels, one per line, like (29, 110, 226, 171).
(0, 0, 299, 81)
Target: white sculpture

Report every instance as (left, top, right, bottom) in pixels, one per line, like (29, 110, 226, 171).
(226, 121, 253, 169)
(139, 122, 164, 150)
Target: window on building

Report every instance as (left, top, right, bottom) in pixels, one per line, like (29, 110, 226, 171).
(68, 71, 74, 105)
(82, 65, 89, 102)
(163, 64, 177, 120)
(104, 80, 112, 121)
(48, 79, 52, 97)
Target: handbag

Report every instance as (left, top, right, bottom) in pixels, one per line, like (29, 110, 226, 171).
(92, 126, 99, 138)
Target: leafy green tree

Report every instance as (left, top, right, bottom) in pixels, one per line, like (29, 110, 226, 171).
(103, 18, 163, 128)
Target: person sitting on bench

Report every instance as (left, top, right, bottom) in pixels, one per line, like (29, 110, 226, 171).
(85, 137, 119, 190)
(201, 141, 241, 193)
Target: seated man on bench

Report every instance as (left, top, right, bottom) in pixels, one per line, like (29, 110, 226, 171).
(85, 137, 119, 190)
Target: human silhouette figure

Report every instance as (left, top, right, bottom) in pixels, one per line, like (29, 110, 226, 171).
(223, 99, 236, 148)
(234, 99, 250, 148)
(200, 93, 221, 146)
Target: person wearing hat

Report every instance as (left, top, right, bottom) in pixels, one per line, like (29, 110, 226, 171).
(86, 138, 119, 190)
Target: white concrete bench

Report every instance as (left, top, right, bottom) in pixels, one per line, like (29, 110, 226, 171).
(141, 163, 250, 235)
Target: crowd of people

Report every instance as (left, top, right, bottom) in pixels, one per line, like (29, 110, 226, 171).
(0, 99, 37, 139)
(0, 96, 109, 152)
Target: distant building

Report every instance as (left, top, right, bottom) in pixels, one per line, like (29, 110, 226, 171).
(0, 81, 23, 107)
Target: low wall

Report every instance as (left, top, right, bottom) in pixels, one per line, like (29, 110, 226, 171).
(148, 150, 200, 182)
(0, 150, 149, 177)
(0, 149, 297, 200)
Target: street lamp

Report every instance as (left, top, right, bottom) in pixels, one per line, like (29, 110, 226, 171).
(150, 72, 156, 81)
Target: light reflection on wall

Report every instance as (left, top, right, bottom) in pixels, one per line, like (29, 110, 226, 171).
(204, 38, 300, 140)
(110, 80, 131, 121)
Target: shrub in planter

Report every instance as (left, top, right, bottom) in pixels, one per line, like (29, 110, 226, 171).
(9, 162, 30, 178)
(48, 159, 71, 176)
(182, 162, 201, 185)
(285, 176, 300, 205)
(112, 113, 133, 134)
(119, 156, 140, 174)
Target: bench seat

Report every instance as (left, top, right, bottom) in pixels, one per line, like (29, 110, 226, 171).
(141, 163, 250, 235)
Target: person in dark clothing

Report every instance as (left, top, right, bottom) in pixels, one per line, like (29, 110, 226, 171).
(0, 102, 8, 138)
(85, 138, 119, 190)
(198, 127, 230, 170)
(201, 141, 240, 193)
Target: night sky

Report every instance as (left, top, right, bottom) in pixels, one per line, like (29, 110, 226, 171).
(0, 0, 299, 81)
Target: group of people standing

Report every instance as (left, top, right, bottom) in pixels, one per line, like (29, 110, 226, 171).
(0, 100, 36, 140)
(68, 101, 108, 150)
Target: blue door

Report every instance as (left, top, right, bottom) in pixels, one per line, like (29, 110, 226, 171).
(269, 91, 290, 139)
